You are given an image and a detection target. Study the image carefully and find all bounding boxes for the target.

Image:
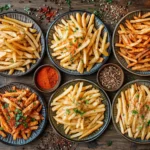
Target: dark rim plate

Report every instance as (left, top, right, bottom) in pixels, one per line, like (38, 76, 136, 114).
(48, 79, 111, 143)
(0, 82, 47, 146)
(112, 80, 150, 144)
(112, 9, 150, 76)
(0, 11, 45, 77)
(46, 10, 111, 76)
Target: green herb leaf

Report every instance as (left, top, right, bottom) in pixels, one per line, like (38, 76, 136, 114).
(0, 127, 3, 131)
(107, 141, 113, 146)
(132, 110, 138, 115)
(146, 105, 150, 110)
(78, 43, 82, 47)
(66, 109, 70, 115)
(127, 1, 132, 6)
(22, 122, 28, 128)
(31, 118, 35, 122)
(66, 0, 71, 8)
(73, 109, 85, 116)
(33, 102, 36, 106)
(138, 126, 142, 130)
(15, 121, 21, 127)
(4, 4, 11, 10)
(9, 89, 16, 92)
(15, 108, 22, 114)
(106, 0, 113, 3)
(3, 103, 9, 109)
(147, 120, 150, 126)
(85, 100, 89, 104)
(141, 115, 144, 119)
(136, 94, 139, 98)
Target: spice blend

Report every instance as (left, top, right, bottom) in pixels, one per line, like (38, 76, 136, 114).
(99, 65, 122, 90)
(35, 66, 59, 90)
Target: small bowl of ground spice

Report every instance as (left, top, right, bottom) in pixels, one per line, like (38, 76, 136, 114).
(97, 63, 124, 92)
(34, 64, 61, 93)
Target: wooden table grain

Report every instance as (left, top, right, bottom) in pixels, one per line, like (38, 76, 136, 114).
(0, 0, 150, 150)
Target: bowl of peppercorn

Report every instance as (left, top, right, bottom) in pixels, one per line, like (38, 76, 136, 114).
(97, 63, 124, 92)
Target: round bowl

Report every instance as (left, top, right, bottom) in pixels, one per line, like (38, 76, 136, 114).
(0, 82, 47, 146)
(0, 11, 45, 77)
(97, 63, 124, 92)
(48, 79, 111, 143)
(112, 9, 150, 76)
(46, 10, 111, 76)
(33, 64, 61, 93)
(112, 79, 150, 144)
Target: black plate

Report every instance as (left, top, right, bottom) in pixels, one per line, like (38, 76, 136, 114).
(0, 82, 47, 146)
(46, 10, 111, 76)
(0, 11, 45, 77)
(112, 9, 150, 76)
(112, 80, 150, 144)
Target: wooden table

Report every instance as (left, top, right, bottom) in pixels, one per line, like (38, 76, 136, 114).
(0, 0, 150, 150)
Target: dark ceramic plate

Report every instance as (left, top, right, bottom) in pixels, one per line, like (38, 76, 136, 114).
(0, 11, 45, 77)
(0, 82, 47, 146)
(48, 79, 111, 143)
(112, 9, 150, 76)
(112, 80, 150, 144)
(46, 10, 111, 75)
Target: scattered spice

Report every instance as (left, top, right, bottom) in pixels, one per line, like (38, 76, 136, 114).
(99, 65, 122, 90)
(35, 66, 59, 90)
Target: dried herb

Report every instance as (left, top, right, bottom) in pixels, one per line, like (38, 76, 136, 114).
(73, 109, 85, 116)
(136, 94, 139, 98)
(141, 115, 144, 119)
(146, 105, 150, 110)
(107, 141, 113, 146)
(85, 100, 89, 104)
(0, 127, 3, 131)
(132, 110, 138, 115)
(147, 120, 150, 126)
(127, 1, 132, 6)
(66, 0, 71, 8)
(3, 103, 9, 109)
(66, 109, 70, 115)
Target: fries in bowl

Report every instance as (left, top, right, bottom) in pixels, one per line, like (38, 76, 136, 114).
(51, 82, 106, 139)
(50, 12, 110, 73)
(0, 15, 42, 75)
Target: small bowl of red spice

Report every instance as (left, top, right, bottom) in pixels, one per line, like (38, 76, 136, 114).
(34, 64, 61, 93)
(97, 63, 124, 92)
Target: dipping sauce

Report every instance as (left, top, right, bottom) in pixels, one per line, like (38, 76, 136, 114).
(98, 64, 123, 91)
(35, 66, 59, 90)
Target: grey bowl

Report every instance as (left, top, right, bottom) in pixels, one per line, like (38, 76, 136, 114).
(112, 9, 150, 76)
(46, 10, 111, 75)
(112, 80, 150, 144)
(48, 79, 111, 143)
(0, 11, 45, 77)
(0, 82, 47, 146)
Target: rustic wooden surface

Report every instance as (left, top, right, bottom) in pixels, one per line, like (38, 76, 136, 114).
(0, 0, 150, 150)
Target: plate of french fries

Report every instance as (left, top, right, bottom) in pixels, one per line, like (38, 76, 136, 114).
(0, 82, 47, 145)
(48, 79, 111, 142)
(112, 80, 150, 144)
(0, 12, 45, 77)
(113, 10, 150, 76)
(46, 10, 111, 75)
